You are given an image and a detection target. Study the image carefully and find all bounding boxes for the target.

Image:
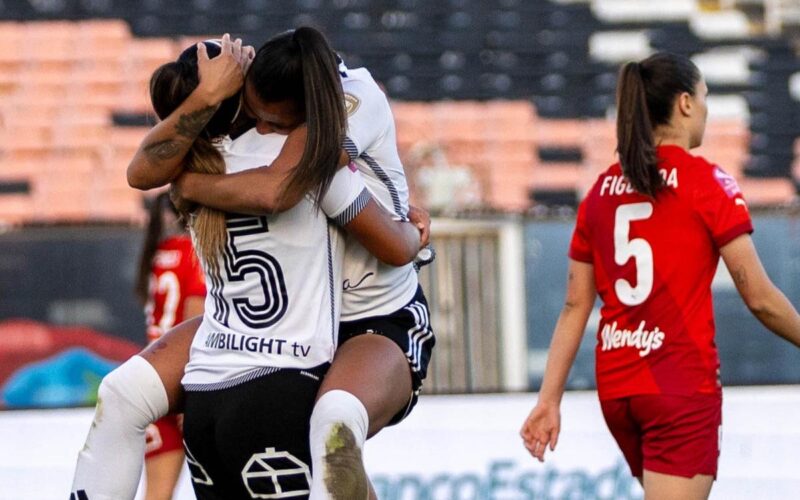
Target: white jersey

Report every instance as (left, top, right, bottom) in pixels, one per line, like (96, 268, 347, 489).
(340, 64, 419, 321)
(183, 129, 370, 389)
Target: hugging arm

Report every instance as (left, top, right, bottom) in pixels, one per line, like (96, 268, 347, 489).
(127, 35, 250, 190)
(344, 199, 424, 267)
(174, 124, 354, 214)
(174, 126, 310, 214)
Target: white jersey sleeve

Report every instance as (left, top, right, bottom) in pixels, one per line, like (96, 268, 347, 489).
(341, 67, 409, 221)
(320, 165, 370, 227)
(342, 77, 390, 159)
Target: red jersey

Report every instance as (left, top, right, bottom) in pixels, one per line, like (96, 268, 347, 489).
(144, 235, 206, 343)
(570, 145, 753, 400)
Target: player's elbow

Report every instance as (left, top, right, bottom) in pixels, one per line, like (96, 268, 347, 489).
(741, 282, 780, 319)
(743, 292, 774, 319)
(742, 294, 765, 315)
(126, 168, 148, 190)
(382, 252, 413, 267)
(373, 246, 414, 267)
(253, 194, 279, 214)
(127, 165, 159, 191)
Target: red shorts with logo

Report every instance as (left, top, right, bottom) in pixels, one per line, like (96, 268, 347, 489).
(144, 414, 183, 459)
(600, 392, 721, 479)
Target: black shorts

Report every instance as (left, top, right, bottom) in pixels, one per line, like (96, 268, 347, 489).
(182, 364, 328, 500)
(338, 285, 435, 425)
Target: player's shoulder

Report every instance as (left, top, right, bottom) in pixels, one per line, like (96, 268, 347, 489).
(662, 147, 746, 205)
(341, 67, 387, 112)
(678, 148, 734, 189)
(660, 145, 715, 176)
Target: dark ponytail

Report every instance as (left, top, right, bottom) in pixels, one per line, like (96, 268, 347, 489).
(616, 52, 700, 197)
(135, 192, 176, 305)
(248, 27, 346, 205)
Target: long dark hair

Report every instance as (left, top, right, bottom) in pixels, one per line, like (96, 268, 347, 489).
(616, 52, 701, 197)
(149, 41, 237, 269)
(247, 26, 347, 205)
(135, 192, 179, 305)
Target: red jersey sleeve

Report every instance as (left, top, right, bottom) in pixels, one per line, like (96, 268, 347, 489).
(693, 164, 753, 248)
(182, 243, 207, 298)
(569, 197, 593, 263)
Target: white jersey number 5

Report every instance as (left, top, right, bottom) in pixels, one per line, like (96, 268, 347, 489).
(224, 216, 289, 328)
(614, 202, 653, 306)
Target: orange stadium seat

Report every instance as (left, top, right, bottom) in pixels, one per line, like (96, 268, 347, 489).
(0, 19, 791, 223)
(533, 119, 586, 147)
(0, 194, 34, 225)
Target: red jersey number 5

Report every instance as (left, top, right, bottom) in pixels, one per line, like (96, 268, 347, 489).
(614, 202, 654, 306)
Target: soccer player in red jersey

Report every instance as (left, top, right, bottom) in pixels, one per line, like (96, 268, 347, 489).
(134, 192, 205, 500)
(520, 52, 800, 499)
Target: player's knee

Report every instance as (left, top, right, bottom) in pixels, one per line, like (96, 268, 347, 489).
(97, 356, 169, 428)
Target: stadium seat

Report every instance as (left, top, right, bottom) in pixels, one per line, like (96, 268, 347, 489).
(591, 0, 698, 23)
(689, 9, 752, 39)
(589, 30, 652, 63)
(0, 5, 797, 222)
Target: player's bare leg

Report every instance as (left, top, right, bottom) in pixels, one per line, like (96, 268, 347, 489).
(140, 315, 201, 411)
(144, 449, 185, 500)
(309, 334, 412, 500)
(643, 470, 713, 500)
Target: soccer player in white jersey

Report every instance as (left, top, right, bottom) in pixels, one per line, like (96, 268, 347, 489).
(71, 35, 426, 500)
(173, 28, 436, 499)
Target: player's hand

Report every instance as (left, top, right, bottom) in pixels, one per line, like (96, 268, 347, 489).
(144, 424, 163, 454)
(195, 33, 245, 104)
(520, 402, 560, 463)
(407, 204, 431, 247)
(169, 175, 195, 214)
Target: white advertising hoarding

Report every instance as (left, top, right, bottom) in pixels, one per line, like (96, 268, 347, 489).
(1, 387, 798, 499)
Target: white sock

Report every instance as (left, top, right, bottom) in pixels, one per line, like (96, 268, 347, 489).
(308, 390, 369, 500)
(70, 355, 169, 500)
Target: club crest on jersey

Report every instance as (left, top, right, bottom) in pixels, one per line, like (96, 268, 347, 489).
(344, 93, 360, 116)
(600, 320, 665, 357)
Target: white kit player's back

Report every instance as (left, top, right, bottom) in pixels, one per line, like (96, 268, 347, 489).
(183, 129, 366, 389)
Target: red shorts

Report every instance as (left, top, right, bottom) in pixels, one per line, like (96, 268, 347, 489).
(144, 414, 183, 459)
(600, 392, 721, 479)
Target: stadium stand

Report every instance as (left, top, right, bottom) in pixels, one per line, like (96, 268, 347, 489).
(1, 0, 799, 223)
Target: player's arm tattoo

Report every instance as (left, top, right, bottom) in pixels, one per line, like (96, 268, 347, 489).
(174, 105, 217, 138)
(731, 265, 748, 289)
(142, 105, 217, 163)
(563, 270, 577, 310)
(143, 138, 184, 161)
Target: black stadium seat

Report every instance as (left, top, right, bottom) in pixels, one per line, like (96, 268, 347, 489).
(3, 0, 800, 181)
